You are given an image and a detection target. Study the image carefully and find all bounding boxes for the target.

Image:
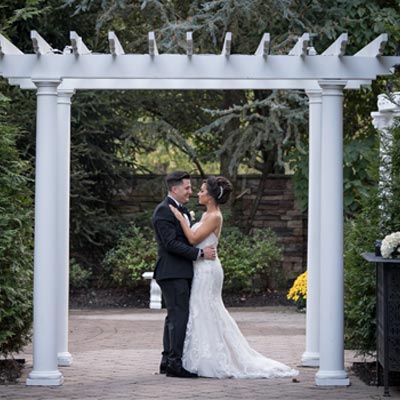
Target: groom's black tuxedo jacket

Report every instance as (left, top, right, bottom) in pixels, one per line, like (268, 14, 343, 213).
(152, 197, 199, 281)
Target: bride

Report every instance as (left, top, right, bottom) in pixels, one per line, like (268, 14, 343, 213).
(169, 176, 298, 379)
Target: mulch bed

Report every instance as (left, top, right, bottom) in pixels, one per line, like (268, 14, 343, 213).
(351, 361, 378, 386)
(0, 359, 25, 385)
(70, 286, 151, 309)
(352, 361, 400, 388)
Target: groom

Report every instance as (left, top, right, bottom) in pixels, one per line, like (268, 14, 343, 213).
(152, 171, 216, 378)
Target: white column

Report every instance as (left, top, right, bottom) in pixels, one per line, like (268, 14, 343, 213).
(27, 80, 64, 386)
(302, 90, 322, 367)
(56, 89, 75, 367)
(315, 80, 350, 386)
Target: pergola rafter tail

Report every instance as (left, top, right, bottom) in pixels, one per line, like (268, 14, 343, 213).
(0, 30, 390, 58)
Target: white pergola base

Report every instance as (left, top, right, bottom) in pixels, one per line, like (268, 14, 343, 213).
(57, 352, 73, 367)
(1, 30, 399, 387)
(315, 372, 350, 386)
(301, 352, 320, 367)
(26, 370, 64, 386)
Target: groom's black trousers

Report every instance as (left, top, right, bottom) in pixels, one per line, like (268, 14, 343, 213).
(157, 278, 191, 367)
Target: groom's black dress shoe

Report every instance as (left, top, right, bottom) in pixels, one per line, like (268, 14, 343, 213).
(166, 365, 198, 378)
(159, 361, 168, 374)
(159, 355, 169, 374)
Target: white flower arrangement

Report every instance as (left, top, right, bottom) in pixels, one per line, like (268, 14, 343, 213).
(381, 232, 400, 259)
(189, 210, 196, 222)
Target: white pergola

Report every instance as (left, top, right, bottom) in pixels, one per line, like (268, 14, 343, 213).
(1, 30, 399, 387)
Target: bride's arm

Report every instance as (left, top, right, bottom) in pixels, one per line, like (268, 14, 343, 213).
(169, 205, 221, 245)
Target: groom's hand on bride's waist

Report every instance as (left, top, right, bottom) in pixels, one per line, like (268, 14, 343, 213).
(202, 247, 216, 260)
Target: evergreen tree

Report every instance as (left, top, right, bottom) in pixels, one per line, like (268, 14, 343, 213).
(0, 88, 33, 357)
(63, 0, 400, 194)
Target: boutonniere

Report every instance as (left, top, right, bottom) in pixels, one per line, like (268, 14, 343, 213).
(189, 210, 196, 222)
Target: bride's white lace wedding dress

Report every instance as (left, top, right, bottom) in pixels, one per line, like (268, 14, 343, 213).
(182, 222, 299, 379)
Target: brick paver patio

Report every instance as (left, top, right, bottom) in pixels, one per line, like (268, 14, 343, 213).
(2, 306, 399, 400)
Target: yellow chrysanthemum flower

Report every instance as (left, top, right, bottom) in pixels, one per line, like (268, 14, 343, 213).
(287, 271, 307, 307)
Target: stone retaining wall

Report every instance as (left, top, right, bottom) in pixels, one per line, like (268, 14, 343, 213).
(112, 174, 307, 285)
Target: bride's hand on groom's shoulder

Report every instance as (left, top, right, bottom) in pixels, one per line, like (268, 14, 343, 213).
(169, 205, 183, 221)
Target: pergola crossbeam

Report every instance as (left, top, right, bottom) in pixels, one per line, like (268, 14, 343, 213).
(1, 32, 398, 83)
(108, 32, 125, 56)
(0, 33, 23, 55)
(1, 53, 397, 81)
(255, 33, 270, 57)
(321, 33, 348, 56)
(354, 33, 388, 57)
(148, 32, 158, 56)
(7, 77, 372, 91)
(31, 31, 53, 55)
(70, 31, 91, 55)
(221, 32, 232, 56)
(288, 33, 310, 56)
(186, 32, 193, 56)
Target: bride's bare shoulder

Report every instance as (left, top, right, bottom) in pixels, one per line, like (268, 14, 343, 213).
(201, 212, 222, 234)
(202, 211, 222, 221)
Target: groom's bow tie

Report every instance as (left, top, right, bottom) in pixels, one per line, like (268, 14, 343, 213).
(178, 205, 188, 214)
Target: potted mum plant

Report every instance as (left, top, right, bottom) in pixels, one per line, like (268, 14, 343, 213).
(287, 271, 307, 312)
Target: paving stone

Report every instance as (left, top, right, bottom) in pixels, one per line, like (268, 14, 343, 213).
(1, 306, 399, 400)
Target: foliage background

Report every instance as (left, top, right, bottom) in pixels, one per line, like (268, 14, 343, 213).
(0, 93, 33, 358)
(344, 109, 400, 355)
(101, 222, 283, 293)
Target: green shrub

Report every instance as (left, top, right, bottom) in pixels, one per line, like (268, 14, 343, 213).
(102, 221, 283, 292)
(219, 227, 283, 292)
(70, 258, 92, 289)
(291, 134, 376, 216)
(0, 94, 34, 358)
(344, 204, 381, 355)
(102, 224, 157, 288)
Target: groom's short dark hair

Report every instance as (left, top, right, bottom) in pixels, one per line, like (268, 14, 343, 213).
(166, 171, 190, 191)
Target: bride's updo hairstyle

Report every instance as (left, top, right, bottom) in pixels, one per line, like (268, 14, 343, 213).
(206, 176, 233, 205)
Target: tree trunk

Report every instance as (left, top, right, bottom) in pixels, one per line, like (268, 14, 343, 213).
(220, 91, 246, 176)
